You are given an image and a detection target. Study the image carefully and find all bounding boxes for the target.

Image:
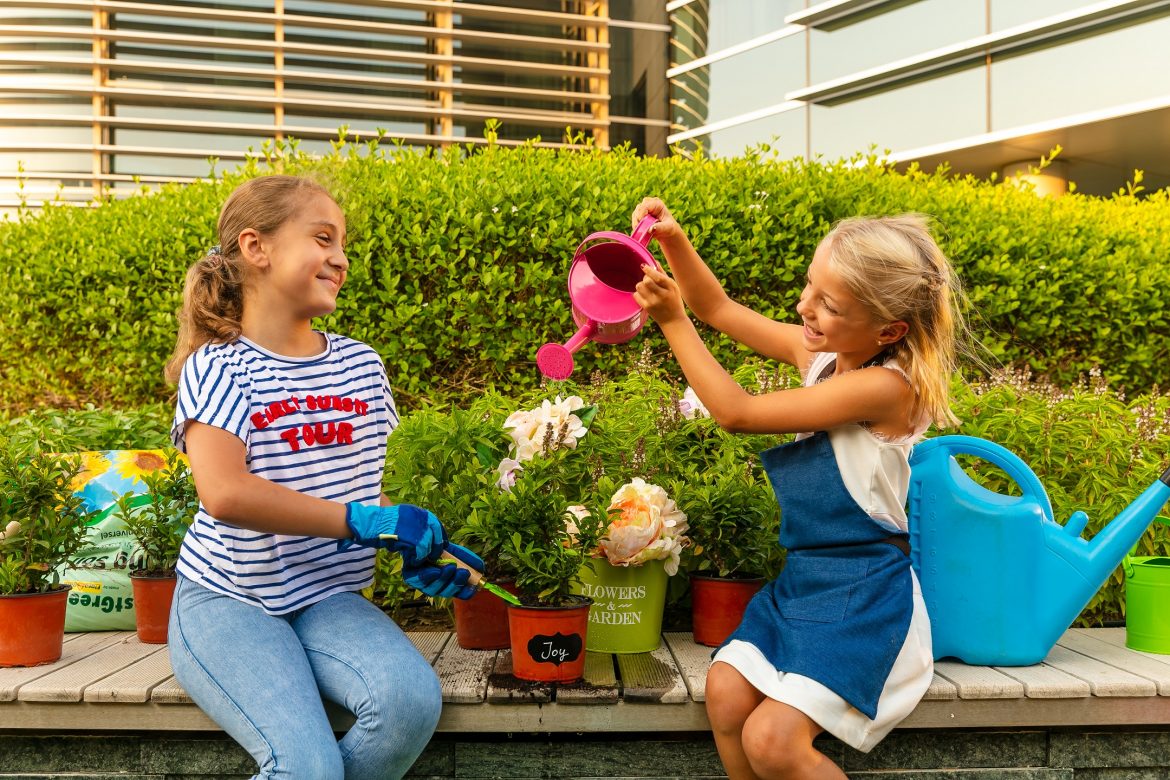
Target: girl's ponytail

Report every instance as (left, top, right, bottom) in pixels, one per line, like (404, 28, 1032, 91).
(163, 246, 245, 384)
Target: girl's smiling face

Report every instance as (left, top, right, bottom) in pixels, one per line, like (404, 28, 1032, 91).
(260, 192, 349, 319)
(795, 238, 887, 356)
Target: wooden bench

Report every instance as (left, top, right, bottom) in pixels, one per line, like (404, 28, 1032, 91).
(4, 626, 1170, 734)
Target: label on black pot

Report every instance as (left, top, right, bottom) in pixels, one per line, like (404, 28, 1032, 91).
(526, 632, 583, 666)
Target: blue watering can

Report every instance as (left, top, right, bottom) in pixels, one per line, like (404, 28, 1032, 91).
(907, 435, 1170, 666)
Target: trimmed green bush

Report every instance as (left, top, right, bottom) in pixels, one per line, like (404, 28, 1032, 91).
(1, 137, 1168, 418)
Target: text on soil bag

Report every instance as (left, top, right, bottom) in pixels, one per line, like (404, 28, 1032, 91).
(526, 632, 583, 666)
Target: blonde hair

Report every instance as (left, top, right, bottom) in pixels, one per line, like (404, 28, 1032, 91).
(164, 175, 334, 384)
(823, 214, 967, 428)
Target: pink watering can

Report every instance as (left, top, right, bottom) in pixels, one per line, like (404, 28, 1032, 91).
(536, 216, 661, 380)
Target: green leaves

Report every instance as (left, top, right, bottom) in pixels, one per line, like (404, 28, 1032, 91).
(4, 136, 1169, 414)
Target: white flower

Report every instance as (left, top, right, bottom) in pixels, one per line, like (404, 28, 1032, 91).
(564, 504, 591, 541)
(599, 478, 689, 575)
(496, 457, 522, 491)
(503, 395, 588, 461)
(678, 386, 709, 419)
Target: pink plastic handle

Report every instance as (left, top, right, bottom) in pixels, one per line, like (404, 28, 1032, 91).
(631, 215, 657, 246)
(563, 321, 597, 354)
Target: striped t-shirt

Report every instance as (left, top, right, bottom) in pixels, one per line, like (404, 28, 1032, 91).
(171, 333, 397, 615)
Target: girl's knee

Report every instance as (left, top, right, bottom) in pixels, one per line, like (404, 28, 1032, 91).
(740, 717, 820, 778)
(705, 664, 758, 734)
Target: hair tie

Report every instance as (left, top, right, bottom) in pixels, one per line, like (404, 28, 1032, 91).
(208, 245, 221, 256)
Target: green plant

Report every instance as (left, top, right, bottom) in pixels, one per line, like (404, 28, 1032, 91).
(5, 136, 1170, 415)
(677, 452, 784, 579)
(473, 449, 604, 605)
(111, 450, 198, 576)
(0, 449, 97, 594)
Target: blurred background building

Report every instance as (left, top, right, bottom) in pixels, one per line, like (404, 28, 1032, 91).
(3, 0, 1168, 213)
(668, 0, 1170, 196)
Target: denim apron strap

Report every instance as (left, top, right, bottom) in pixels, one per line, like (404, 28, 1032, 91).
(724, 431, 914, 719)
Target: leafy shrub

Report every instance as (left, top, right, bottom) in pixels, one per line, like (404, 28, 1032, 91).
(1, 137, 1169, 415)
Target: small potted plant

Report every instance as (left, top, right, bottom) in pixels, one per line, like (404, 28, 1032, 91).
(679, 451, 784, 647)
(448, 392, 597, 650)
(112, 450, 198, 643)
(0, 447, 96, 666)
(477, 447, 603, 683)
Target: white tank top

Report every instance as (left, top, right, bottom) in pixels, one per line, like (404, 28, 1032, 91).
(797, 352, 930, 532)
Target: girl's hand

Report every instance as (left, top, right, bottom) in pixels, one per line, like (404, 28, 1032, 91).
(635, 264, 686, 324)
(632, 197, 682, 243)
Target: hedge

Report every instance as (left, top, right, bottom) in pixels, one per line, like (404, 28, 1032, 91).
(1, 135, 1168, 415)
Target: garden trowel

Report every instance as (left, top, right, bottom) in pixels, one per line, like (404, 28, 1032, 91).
(378, 535, 521, 605)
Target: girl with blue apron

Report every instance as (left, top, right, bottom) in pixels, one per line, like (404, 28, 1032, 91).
(714, 353, 935, 753)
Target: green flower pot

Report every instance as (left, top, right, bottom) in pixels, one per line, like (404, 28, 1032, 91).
(1125, 555, 1170, 654)
(573, 558, 668, 653)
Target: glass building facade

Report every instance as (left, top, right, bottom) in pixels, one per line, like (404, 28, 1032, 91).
(668, 0, 1170, 195)
(0, 0, 670, 210)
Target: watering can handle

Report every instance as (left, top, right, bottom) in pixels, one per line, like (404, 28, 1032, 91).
(911, 435, 1054, 520)
(632, 215, 657, 246)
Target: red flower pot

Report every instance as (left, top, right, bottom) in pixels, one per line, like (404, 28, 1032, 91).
(690, 574, 764, 647)
(507, 596, 591, 683)
(454, 580, 520, 650)
(0, 586, 71, 667)
(129, 574, 177, 644)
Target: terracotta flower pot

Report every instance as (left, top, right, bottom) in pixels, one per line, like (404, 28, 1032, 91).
(506, 596, 592, 683)
(690, 574, 764, 647)
(0, 586, 71, 667)
(129, 573, 177, 644)
(454, 580, 520, 650)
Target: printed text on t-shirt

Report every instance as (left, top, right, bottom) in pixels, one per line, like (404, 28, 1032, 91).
(250, 395, 370, 452)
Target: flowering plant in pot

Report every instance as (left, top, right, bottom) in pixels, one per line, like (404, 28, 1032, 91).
(0, 446, 97, 666)
(111, 450, 198, 643)
(570, 474, 690, 653)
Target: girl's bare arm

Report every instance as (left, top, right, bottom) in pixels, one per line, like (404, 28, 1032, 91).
(184, 421, 351, 538)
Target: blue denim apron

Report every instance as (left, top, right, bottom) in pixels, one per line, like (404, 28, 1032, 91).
(723, 430, 913, 719)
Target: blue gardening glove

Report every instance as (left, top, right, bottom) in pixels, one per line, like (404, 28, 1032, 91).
(403, 561, 476, 600)
(403, 542, 485, 600)
(442, 541, 485, 574)
(342, 502, 445, 565)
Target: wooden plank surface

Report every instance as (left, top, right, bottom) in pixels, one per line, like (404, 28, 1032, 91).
(484, 651, 552, 704)
(990, 661, 1091, 698)
(922, 672, 959, 701)
(615, 639, 688, 704)
(664, 632, 711, 703)
(150, 676, 193, 704)
(84, 646, 173, 703)
(19, 634, 163, 703)
(407, 631, 450, 665)
(934, 661, 1025, 699)
(1043, 643, 1158, 697)
(556, 651, 619, 704)
(0, 631, 130, 702)
(1063, 627, 1170, 694)
(7, 627, 1170, 735)
(433, 642, 497, 704)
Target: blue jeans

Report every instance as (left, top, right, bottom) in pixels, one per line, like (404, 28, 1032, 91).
(168, 575, 441, 780)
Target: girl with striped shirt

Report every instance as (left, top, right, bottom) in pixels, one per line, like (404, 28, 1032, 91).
(163, 175, 481, 779)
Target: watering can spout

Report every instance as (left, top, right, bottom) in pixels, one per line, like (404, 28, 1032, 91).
(1069, 472, 1170, 586)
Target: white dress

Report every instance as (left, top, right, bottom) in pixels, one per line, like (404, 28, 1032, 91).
(712, 351, 935, 752)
